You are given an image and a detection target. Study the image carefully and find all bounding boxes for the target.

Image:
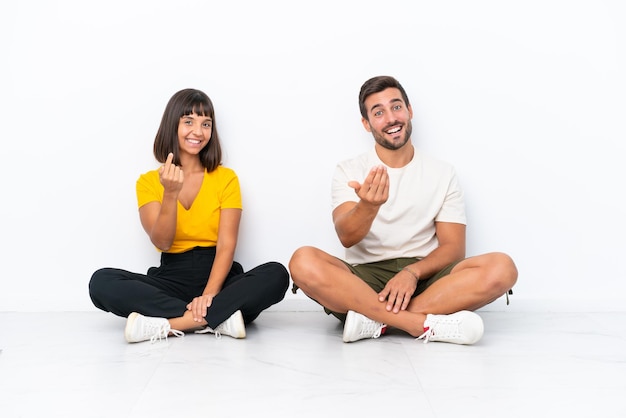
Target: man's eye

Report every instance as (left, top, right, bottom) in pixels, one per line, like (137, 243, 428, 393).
(393, 105, 401, 110)
(374, 111, 383, 117)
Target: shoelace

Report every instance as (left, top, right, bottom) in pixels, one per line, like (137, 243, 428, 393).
(194, 327, 222, 339)
(416, 327, 434, 343)
(416, 318, 459, 344)
(149, 325, 184, 344)
(360, 318, 385, 339)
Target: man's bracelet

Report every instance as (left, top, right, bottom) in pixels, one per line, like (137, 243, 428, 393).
(403, 267, 420, 281)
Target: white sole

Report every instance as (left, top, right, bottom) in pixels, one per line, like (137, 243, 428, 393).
(124, 312, 140, 343)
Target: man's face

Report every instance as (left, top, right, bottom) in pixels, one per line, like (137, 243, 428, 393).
(361, 87, 413, 150)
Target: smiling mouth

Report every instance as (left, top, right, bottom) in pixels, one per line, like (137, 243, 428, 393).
(186, 139, 202, 144)
(385, 125, 402, 135)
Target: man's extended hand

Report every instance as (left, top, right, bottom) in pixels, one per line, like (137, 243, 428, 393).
(348, 165, 389, 207)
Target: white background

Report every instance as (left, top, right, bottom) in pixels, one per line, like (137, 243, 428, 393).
(1, 0, 624, 312)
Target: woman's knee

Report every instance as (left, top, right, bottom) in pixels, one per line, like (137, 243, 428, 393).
(251, 261, 290, 291)
(88, 268, 117, 308)
(88, 268, 124, 299)
(89, 268, 109, 295)
(254, 261, 287, 277)
(266, 261, 290, 287)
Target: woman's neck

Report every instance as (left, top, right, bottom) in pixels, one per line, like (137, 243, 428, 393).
(179, 154, 205, 173)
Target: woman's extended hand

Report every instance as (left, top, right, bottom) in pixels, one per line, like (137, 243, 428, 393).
(159, 152, 184, 194)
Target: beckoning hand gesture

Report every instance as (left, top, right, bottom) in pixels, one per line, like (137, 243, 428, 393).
(159, 152, 184, 194)
(348, 165, 389, 207)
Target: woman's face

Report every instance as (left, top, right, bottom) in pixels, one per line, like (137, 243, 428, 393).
(177, 112, 212, 155)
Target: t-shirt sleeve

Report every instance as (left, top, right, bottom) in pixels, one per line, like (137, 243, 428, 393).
(331, 163, 359, 211)
(220, 169, 243, 210)
(136, 170, 162, 209)
(435, 168, 466, 225)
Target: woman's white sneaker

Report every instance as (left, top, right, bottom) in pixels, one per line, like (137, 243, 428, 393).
(195, 310, 246, 339)
(417, 310, 484, 345)
(124, 312, 184, 343)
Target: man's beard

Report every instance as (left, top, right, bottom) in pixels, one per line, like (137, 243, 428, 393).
(372, 121, 412, 150)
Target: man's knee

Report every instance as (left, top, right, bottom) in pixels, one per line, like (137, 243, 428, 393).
(485, 252, 518, 293)
(289, 246, 318, 277)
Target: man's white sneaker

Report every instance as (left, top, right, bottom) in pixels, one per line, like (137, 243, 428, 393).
(342, 310, 387, 343)
(195, 310, 246, 339)
(417, 310, 484, 345)
(124, 312, 184, 343)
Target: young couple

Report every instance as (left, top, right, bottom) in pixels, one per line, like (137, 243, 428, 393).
(89, 76, 518, 345)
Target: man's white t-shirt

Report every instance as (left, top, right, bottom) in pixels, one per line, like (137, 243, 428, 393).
(331, 148, 466, 265)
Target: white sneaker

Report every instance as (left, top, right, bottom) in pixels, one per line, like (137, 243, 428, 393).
(195, 310, 246, 339)
(417, 310, 484, 345)
(342, 310, 387, 343)
(124, 312, 184, 343)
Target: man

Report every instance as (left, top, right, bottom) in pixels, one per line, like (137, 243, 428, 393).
(289, 75, 518, 345)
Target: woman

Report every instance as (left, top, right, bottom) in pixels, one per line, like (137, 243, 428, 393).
(89, 88, 289, 343)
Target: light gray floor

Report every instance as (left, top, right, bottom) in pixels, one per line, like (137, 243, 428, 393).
(1, 309, 625, 418)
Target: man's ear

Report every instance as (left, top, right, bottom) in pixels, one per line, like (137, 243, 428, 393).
(361, 117, 372, 132)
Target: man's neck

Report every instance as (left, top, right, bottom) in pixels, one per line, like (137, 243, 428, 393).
(374, 142, 415, 168)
